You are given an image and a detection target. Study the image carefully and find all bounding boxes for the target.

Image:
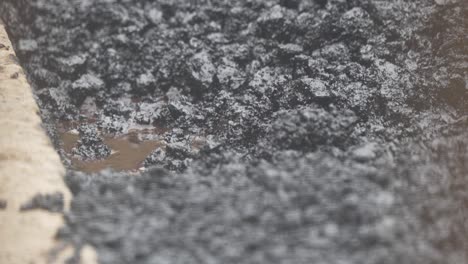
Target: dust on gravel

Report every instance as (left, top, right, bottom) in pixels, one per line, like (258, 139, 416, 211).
(1, 0, 467, 263)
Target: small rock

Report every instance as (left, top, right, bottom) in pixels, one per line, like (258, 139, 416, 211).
(71, 74, 104, 105)
(207, 33, 228, 44)
(320, 43, 350, 62)
(340, 82, 371, 110)
(374, 191, 395, 207)
(37, 87, 71, 111)
(352, 143, 377, 161)
(98, 115, 130, 134)
(375, 217, 396, 240)
(232, 44, 250, 62)
(31, 68, 61, 88)
(217, 60, 245, 90)
(339, 7, 374, 38)
(257, 5, 285, 23)
(256, 5, 292, 40)
(135, 101, 167, 124)
(146, 8, 163, 24)
(301, 78, 330, 98)
(144, 148, 167, 167)
(249, 67, 288, 94)
(278, 43, 303, 56)
(79, 96, 98, 116)
(103, 99, 133, 117)
(323, 223, 339, 237)
(166, 87, 193, 118)
(205, 135, 221, 149)
(166, 142, 191, 159)
(18, 39, 38, 51)
(136, 72, 156, 88)
(189, 51, 216, 90)
(110, 82, 132, 96)
(270, 107, 357, 150)
(54, 54, 87, 76)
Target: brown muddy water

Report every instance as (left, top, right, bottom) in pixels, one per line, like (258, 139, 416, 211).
(59, 130, 164, 173)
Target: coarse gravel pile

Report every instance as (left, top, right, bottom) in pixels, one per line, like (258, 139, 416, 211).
(1, 0, 467, 263)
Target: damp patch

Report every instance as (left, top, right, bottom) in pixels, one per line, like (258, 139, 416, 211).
(59, 130, 165, 173)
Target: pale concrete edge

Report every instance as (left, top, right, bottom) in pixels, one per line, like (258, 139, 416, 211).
(0, 18, 98, 264)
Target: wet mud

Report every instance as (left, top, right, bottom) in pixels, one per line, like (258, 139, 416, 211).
(59, 129, 164, 173)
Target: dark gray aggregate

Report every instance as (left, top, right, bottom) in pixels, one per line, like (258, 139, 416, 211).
(0, 0, 467, 263)
(20, 192, 65, 213)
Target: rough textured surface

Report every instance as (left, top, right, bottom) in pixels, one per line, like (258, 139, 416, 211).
(0, 18, 81, 264)
(1, 0, 467, 263)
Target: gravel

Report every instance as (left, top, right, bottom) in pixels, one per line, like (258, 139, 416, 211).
(1, 0, 467, 263)
(20, 192, 65, 213)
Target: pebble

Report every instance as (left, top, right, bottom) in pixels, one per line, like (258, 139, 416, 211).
(352, 143, 377, 161)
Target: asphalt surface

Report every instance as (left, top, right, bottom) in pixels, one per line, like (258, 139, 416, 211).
(1, 0, 467, 263)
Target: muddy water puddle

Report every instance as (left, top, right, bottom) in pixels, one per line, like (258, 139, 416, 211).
(59, 127, 165, 174)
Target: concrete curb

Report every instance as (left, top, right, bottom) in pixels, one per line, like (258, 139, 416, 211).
(0, 19, 96, 264)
